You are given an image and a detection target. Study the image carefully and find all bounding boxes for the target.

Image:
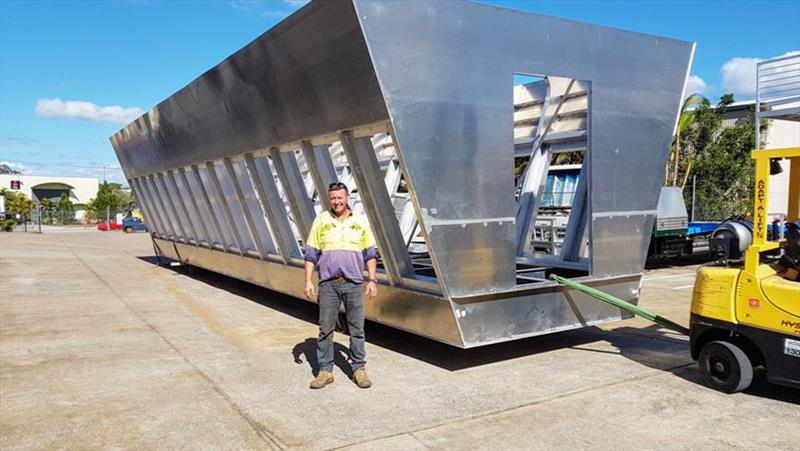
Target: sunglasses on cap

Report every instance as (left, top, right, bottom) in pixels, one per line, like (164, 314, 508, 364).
(328, 182, 348, 192)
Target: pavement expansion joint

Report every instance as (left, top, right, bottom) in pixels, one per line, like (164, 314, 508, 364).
(55, 234, 288, 451)
(332, 362, 694, 451)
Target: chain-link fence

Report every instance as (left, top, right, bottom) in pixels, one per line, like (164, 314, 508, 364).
(37, 206, 79, 225)
(2, 202, 118, 233)
(684, 174, 754, 222)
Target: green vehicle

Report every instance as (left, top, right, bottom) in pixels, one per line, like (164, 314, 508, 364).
(648, 187, 693, 259)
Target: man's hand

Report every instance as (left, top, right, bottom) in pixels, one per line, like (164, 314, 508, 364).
(365, 280, 377, 299)
(303, 260, 316, 300)
(304, 281, 316, 300)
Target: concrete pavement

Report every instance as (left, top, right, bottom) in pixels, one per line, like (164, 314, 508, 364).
(1, 230, 798, 450)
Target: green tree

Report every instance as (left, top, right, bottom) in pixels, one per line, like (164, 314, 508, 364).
(93, 182, 120, 215)
(90, 182, 134, 220)
(84, 198, 98, 223)
(115, 187, 133, 211)
(0, 188, 35, 220)
(717, 93, 735, 112)
(674, 98, 723, 189)
(40, 198, 55, 223)
(667, 94, 708, 186)
(680, 95, 760, 220)
(56, 193, 75, 224)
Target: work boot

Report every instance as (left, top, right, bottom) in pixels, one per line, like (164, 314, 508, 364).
(310, 371, 334, 389)
(352, 367, 371, 389)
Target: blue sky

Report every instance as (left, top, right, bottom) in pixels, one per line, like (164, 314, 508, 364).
(1, 0, 798, 184)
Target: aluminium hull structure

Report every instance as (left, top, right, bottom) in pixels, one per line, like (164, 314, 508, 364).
(111, 0, 694, 348)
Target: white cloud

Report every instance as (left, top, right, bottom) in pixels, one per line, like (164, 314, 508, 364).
(721, 50, 799, 98)
(35, 98, 144, 125)
(721, 57, 760, 97)
(684, 75, 707, 99)
(229, 0, 263, 14)
(229, 0, 307, 18)
(0, 161, 29, 174)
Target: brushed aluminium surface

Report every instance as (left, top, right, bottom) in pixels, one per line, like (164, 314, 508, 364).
(111, 0, 387, 179)
(353, 0, 694, 290)
(153, 238, 464, 346)
(154, 237, 641, 348)
(112, 0, 693, 346)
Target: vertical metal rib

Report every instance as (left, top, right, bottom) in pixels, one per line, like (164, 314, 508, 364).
(268, 147, 315, 241)
(138, 179, 166, 237)
(560, 165, 588, 262)
(340, 131, 414, 286)
(145, 175, 178, 240)
(300, 140, 338, 211)
(129, 178, 163, 238)
(176, 168, 212, 247)
(232, 159, 278, 255)
(383, 158, 402, 194)
(165, 170, 199, 244)
(142, 176, 173, 240)
(155, 173, 187, 242)
(515, 78, 576, 256)
(244, 153, 302, 263)
(514, 155, 551, 256)
(189, 165, 229, 251)
(205, 162, 246, 255)
(223, 157, 268, 260)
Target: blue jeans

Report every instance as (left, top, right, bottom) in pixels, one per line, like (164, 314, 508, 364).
(317, 280, 366, 373)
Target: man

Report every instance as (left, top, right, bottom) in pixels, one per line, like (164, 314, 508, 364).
(304, 182, 378, 389)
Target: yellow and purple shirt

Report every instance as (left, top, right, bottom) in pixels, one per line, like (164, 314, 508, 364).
(304, 210, 377, 283)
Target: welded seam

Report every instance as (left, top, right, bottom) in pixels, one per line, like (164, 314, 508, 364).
(56, 234, 286, 451)
(591, 209, 656, 218)
(422, 216, 516, 227)
(331, 361, 695, 451)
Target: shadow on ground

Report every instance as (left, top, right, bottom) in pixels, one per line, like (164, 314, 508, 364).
(138, 256, 606, 370)
(137, 255, 800, 404)
(601, 325, 800, 405)
(645, 251, 715, 270)
(292, 338, 355, 378)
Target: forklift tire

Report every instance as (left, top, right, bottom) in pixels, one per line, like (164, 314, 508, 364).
(124, 226, 134, 233)
(699, 340, 753, 393)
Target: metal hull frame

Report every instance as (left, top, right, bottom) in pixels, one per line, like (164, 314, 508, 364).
(113, 0, 693, 348)
(154, 237, 639, 348)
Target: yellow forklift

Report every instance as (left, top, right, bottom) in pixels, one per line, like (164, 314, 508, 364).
(690, 147, 800, 392)
(552, 144, 798, 393)
(553, 147, 799, 393)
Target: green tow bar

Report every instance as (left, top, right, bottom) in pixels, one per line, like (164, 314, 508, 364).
(550, 274, 690, 336)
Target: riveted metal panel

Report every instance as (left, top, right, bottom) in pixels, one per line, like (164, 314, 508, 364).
(354, 0, 693, 290)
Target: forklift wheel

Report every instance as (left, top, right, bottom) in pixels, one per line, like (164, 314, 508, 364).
(699, 340, 753, 393)
(124, 226, 134, 233)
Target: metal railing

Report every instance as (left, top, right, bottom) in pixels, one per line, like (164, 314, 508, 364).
(756, 54, 800, 147)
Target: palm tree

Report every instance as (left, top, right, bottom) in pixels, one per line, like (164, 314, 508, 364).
(39, 198, 54, 223)
(668, 94, 708, 186)
(56, 193, 75, 224)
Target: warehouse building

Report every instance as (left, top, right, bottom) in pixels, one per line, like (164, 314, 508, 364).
(0, 174, 98, 220)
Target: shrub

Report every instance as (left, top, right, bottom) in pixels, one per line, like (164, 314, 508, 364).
(0, 219, 15, 232)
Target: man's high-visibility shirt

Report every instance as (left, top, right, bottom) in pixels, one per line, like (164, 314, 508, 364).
(304, 210, 378, 283)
